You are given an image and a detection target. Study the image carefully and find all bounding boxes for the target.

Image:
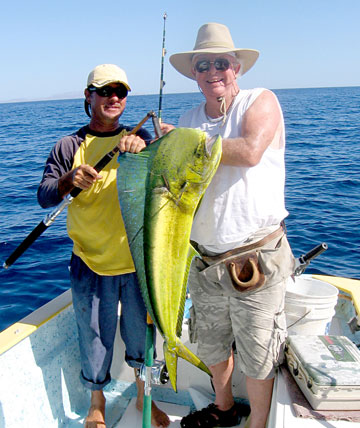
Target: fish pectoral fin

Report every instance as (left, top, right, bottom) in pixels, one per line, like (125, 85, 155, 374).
(172, 181, 189, 205)
(178, 181, 189, 198)
(162, 174, 170, 190)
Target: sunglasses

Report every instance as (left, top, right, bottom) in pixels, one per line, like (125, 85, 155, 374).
(194, 58, 231, 73)
(88, 85, 128, 99)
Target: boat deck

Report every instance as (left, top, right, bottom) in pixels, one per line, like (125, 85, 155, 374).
(1, 275, 359, 427)
(0, 289, 249, 427)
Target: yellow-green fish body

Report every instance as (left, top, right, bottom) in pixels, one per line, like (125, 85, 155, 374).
(117, 128, 222, 391)
(144, 128, 221, 390)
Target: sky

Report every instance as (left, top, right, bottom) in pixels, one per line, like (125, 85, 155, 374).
(1, 0, 359, 103)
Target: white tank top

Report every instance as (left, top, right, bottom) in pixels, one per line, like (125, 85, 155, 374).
(179, 88, 288, 252)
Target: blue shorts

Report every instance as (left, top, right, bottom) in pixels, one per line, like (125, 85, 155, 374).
(69, 253, 153, 390)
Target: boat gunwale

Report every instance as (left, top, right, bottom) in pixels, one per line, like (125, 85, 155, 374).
(0, 288, 72, 355)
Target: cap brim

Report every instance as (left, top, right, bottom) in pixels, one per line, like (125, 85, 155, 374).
(169, 48, 259, 80)
(92, 80, 131, 91)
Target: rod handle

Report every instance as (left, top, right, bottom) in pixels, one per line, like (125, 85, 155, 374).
(3, 221, 48, 269)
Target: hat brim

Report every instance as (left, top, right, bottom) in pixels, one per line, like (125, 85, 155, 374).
(169, 48, 259, 80)
(92, 80, 131, 91)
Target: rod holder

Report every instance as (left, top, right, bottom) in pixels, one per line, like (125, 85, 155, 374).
(294, 242, 328, 276)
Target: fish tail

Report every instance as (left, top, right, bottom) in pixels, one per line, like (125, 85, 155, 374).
(163, 338, 212, 392)
(175, 338, 212, 377)
(163, 344, 178, 392)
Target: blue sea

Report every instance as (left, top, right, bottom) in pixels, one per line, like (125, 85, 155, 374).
(0, 87, 359, 332)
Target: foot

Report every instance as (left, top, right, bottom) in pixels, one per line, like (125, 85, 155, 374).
(84, 390, 106, 428)
(135, 398, 170, 427)
(180, 402, 250, 428)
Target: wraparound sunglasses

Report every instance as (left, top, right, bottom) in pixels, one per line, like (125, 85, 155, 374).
(88, 85, 128, 99)
(194, 58, 231, 73)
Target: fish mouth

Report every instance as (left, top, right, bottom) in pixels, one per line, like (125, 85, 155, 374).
(205, 134, 220, 157)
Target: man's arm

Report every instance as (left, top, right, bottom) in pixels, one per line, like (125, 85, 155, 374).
(38, 127, 151, 207)
(221, 90, 283, 167)
(56, 133, 149, 199)
(37, 134, 82, 208)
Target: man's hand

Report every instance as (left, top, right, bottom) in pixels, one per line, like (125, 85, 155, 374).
(72, 165, 102, 190)
(159, 122, 175, 135)
(117, 134, 147, 153)
(58, 165, 102, 197)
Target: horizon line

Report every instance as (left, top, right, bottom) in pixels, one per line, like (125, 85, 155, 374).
(0, 85, 359, 105)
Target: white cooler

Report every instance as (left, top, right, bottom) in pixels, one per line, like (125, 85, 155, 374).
(285, 335, 360, 410)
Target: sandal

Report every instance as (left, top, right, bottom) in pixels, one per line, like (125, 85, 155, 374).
(180, 402, 250, 428)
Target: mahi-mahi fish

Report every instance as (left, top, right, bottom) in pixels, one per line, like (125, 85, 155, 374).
(117, 128, 222, 391)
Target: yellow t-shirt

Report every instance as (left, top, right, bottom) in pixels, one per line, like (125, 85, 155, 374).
(67, 133, 135, 275)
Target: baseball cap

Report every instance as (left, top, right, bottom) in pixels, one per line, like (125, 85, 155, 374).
(87, 64, 131, 91)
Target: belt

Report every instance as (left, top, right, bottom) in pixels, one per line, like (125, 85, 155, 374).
(198, 226, 284, 265)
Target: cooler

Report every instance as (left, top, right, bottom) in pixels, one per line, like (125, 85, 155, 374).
(285, 335, 360, 410)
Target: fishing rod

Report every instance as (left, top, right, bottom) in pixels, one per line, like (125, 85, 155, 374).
(143, 314, 154, 428)
(139, 17, 168, 426)
(3, 111, 157, 269)
(139, 317, 169, 428)
(158, 12, 167, 122)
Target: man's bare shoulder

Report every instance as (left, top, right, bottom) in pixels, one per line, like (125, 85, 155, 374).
(245, 89, 282, 121)
(251, 89, 279, 107)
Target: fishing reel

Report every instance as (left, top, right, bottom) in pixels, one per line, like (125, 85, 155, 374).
(137, 360, 169, 385)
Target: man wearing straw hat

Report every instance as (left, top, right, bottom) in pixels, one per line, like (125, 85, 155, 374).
(38, 64, 170, 428)
(163, 24, 295, 428)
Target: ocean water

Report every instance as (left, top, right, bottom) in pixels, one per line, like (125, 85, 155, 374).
(0, 87, 359, 332)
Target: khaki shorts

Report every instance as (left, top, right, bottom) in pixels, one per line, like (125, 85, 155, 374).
(188, 231, 294, 380)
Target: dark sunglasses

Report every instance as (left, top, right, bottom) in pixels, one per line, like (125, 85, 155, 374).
(194, 58, 231, 73)
(88, 85, 128, 99)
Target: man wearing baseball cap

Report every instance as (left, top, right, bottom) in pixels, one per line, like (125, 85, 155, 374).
(37, 64, 170, 428)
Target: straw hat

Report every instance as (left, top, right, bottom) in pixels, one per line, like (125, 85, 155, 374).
(169, 23, 259, 80)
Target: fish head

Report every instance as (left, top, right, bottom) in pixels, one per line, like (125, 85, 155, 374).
(154, 128, 222, 190)
(191, 130, 222, 184)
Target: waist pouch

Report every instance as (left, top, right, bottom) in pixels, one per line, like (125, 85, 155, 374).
(194, 232, 295, 297)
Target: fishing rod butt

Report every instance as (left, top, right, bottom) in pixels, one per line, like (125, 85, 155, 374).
(3, 220, 49, 269)
(149, 111, 163, 138)
(301, 242, 328, 264)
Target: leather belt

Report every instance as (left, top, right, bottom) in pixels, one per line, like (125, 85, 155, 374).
(198, 226, 284, 265)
